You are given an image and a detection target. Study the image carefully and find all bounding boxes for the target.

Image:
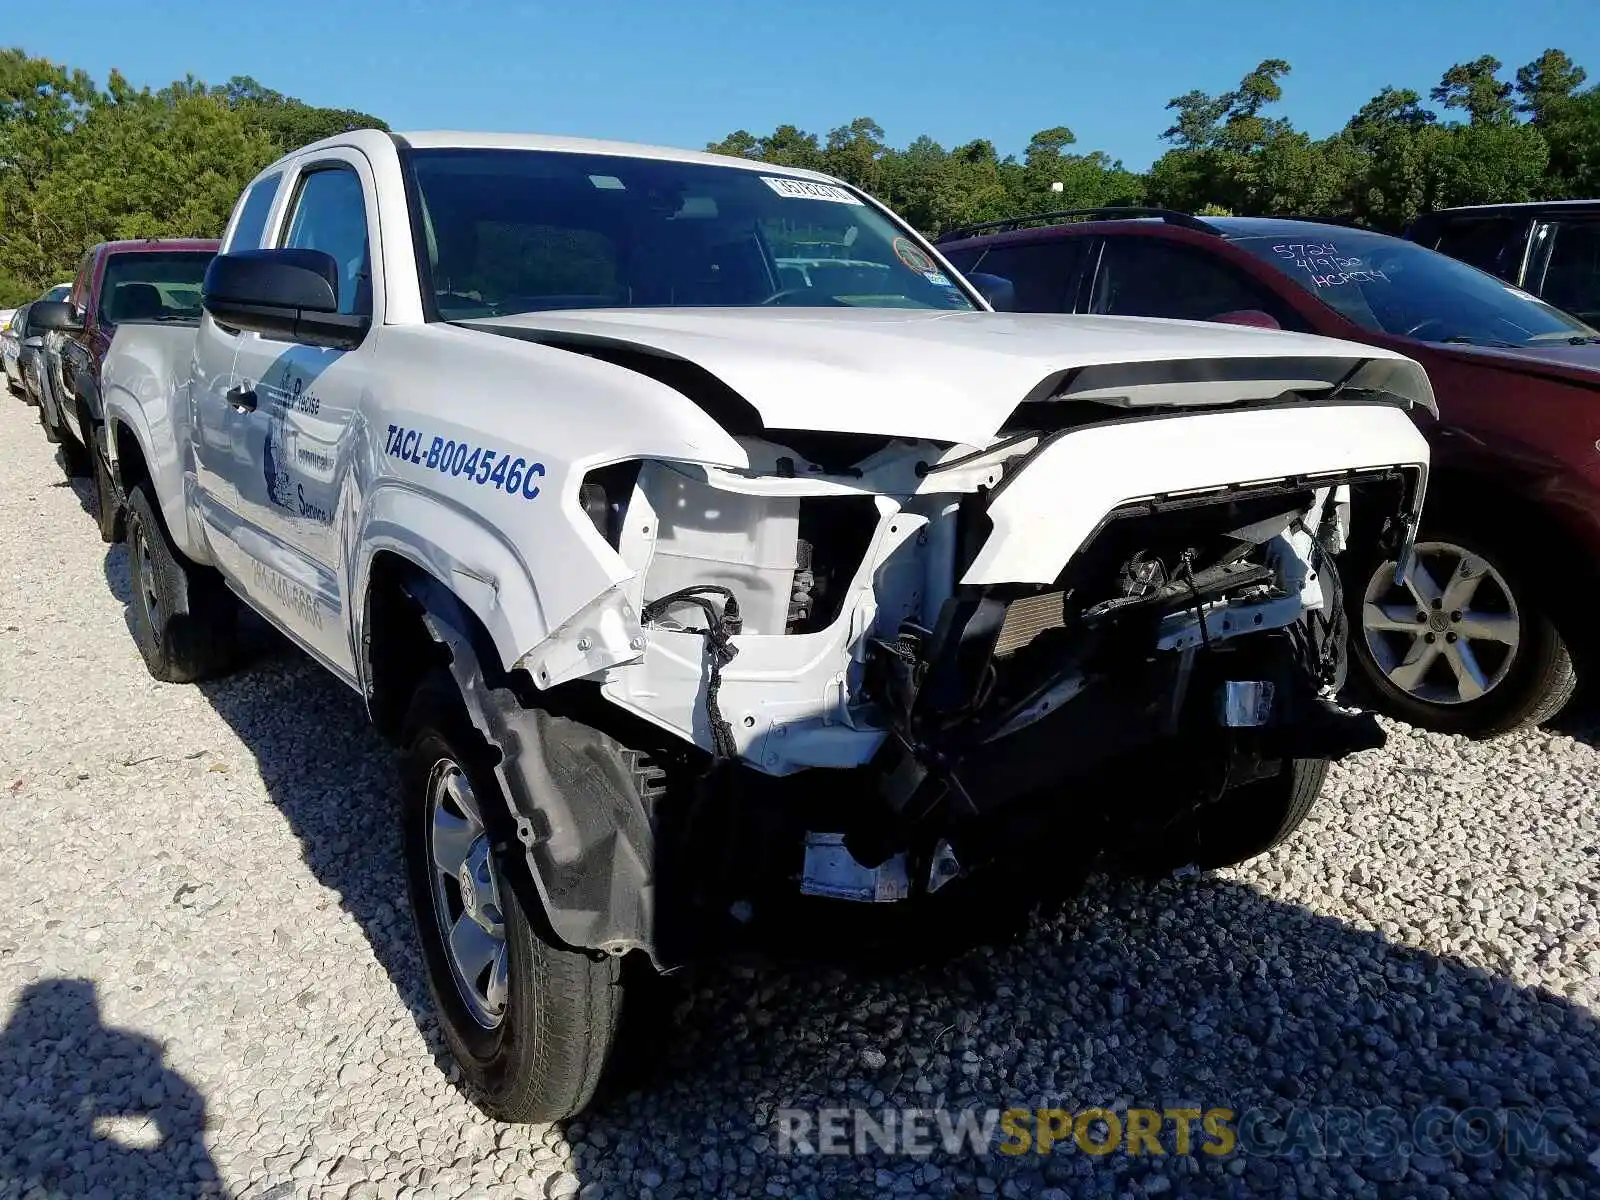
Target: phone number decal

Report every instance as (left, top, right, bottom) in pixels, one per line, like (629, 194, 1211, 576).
(385, 424, 544, 500)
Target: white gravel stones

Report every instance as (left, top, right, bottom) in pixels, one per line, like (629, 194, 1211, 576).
(0, 393, 1597, 1198)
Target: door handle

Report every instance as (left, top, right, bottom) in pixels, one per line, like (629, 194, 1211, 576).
(227, 385, 258, 412)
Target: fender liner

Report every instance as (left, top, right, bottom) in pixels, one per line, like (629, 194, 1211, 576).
(402, 573, 659, 965)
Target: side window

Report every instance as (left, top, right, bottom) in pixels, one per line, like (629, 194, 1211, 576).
(1536, 221, 1600, 325)
(1431, 218, 1517, 279)
(280, 166, 371, 316)
(69, 252, 94, 314)
(958, 240, 1084, 312)
(1090, 237, 1306, 331)
(225, 172, 283, 253)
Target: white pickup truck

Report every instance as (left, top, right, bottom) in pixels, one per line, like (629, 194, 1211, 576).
(66, 129, 1432, 1122)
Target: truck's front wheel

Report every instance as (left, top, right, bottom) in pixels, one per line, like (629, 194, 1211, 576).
(401, 673, 622, 1123)
(1125, 756, 1330, 874)
(124, 485, 239, 682)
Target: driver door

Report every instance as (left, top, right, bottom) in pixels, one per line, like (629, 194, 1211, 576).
(194, 151, 379, 680)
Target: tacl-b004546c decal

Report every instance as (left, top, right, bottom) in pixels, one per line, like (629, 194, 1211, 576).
(385, 424, 545, 500)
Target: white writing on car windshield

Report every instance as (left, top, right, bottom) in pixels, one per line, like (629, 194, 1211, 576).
(1272, 243, 1390, 289)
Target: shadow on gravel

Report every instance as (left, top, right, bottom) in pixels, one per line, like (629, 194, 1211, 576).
(1549, 692, 1600, 751)
(96, 553, 1600, 1199)
(0, 979, 224, 1197)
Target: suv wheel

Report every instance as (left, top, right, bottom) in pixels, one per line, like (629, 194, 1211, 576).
(1348, 527, 1575, 736)
(401, 670, 623, 1123)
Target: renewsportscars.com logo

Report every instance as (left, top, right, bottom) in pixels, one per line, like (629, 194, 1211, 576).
(774, 1105, 1581, 1164)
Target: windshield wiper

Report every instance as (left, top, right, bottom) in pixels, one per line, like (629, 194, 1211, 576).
(1440, 336, 1521, 348)
(1526, 331, 1600, 345)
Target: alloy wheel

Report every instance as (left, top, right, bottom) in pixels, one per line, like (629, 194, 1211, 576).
(1360, 541, 1520, 706)
(425, 759, 510, 1030)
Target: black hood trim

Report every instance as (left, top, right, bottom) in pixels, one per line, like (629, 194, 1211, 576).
(456, 321, 765, 436)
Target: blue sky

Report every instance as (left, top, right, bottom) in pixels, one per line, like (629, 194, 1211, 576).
(18, 0, 1600, 170)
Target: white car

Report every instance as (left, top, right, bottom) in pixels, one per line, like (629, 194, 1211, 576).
(80, 129, 1433, 1122)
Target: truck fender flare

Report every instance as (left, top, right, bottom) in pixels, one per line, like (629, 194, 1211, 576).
(401, 572, 657, 965)
(352, 485, 549, 688)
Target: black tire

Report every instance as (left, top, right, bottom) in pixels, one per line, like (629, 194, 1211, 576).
(401, 671, 622, 1123)
(1345, 522, 1575, 737)
(88, 423, 124, 543)
(123, 485, 239, 683)
(1130, 757, 1330, 874)
(58, 426, 91, 478)
(38, 398, 60, 443)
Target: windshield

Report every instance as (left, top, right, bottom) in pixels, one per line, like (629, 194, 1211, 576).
(99, 253, 214, 324)
(42, 285, 70, 302)
(406, 148, 976, 318)
(1231, 230, 1598, 347)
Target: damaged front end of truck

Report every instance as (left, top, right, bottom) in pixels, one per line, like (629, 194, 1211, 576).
(469, 328, 1433, 966)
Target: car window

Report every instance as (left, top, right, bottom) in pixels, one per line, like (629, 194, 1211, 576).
(1536, 220, 1600, 325)
(954, 240, 1085, 312)
(226, 172, 284, 253)
(98, 253, 215, 325)
(281, 166, 371, 316)
(1429, 217, 1517, 278)
(1232, 230, 1596, 347)
(406, 148, 978, 318)
(69, 253, 94, 312)
(1089, 237, 1305, 330)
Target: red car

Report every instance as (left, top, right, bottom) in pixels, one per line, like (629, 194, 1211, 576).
(937, 210, 1600, 736)
(32, 238, 219, 541)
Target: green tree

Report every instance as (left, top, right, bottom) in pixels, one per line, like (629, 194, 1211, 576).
(216, 75, 387, 151)
(0, 49, 97, 294)
(822, 116, 886, 193)
(1431, 56, 1515, 125)
(1514, 49, 1587, 121)
(0, 51, 389, 299)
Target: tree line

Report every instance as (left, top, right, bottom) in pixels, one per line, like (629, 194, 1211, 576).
(4, 46, 1597, 305)
(708, 50, 1599, 237)
(1, 48, 384, 305)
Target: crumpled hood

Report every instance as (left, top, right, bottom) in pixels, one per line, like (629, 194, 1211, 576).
(465, 308, 1436, 446)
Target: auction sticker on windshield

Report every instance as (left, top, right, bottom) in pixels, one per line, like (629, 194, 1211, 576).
(761, 177, 862, 204)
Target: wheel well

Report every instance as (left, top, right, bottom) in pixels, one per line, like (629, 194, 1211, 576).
(1423, 470, 1573, 561)
(364, 553, 515, 742)
(113, 421, 149, 496)
(1415, 467, 1597, 655)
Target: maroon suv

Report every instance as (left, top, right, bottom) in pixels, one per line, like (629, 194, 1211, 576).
(937, 210, 1600, 736)
(31, 238, 219, 542)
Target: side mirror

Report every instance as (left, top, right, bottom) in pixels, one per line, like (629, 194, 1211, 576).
(203, 249, 369, 350)
(967, 271, 1017, 312)
(23, 335, 43, 350)
(29, 300, 82, 332)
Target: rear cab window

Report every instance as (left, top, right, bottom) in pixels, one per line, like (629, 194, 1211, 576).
(99, 252, 217, 326)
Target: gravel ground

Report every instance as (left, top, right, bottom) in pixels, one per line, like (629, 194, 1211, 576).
(0, 390, 1597, 1200)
